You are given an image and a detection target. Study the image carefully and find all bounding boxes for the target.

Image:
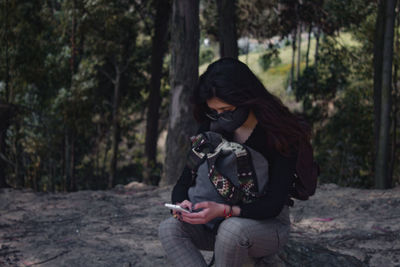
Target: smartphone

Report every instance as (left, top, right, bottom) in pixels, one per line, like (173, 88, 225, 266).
(164, 203, 191, 213)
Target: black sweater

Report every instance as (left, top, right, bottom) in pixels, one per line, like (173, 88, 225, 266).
(171, 123, 297, 219)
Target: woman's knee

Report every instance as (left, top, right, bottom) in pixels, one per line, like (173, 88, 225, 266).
(216, 218, 250, 248)
(158, 217, 182, 241)
(277, 224, 290, 250)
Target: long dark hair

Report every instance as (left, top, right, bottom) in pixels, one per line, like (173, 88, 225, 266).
(192, 57, 310, 154)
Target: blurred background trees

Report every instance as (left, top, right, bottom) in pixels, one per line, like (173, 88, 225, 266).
(0, 0, 399, 191)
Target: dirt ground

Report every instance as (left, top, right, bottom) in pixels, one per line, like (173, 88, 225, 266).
(0, 182, 399, 267)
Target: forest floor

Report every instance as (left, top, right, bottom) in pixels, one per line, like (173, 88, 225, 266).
(0, 182, 399, 267)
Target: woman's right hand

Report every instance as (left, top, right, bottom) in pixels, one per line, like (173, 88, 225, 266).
(174, 200, 193, 219)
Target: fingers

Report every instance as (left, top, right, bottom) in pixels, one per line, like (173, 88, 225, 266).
(171, 200, 194, 222)
(172, 210, 184, 221)
(181, 209, 208, 225)
(179, 200, 193, 211)
(174, 201, 222, 224)
(194, 201, 210, 210)
(181, 211, 208, 224)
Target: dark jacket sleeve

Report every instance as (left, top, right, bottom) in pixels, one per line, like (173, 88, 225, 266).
(239, 147, 296, 219)
(171, 166, 192, 204)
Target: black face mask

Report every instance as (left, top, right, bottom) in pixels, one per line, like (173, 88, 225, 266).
(208, 107, 250, 133)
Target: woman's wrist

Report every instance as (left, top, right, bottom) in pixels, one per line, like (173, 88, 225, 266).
(232, 205, 241, 217)
(223, 204, 233, 218)
(221, 204, 241, 218)
(220, 204, 229, 217)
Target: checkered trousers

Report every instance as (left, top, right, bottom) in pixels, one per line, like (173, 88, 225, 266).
(158, 206, 290, 267)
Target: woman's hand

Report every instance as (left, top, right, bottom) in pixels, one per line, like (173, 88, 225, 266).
(180, 201, 225, 224)
(173, 200, 193, 220)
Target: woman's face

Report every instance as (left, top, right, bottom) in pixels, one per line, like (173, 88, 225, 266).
(206, 97, 250, 133)
(206, 97, 236, 114)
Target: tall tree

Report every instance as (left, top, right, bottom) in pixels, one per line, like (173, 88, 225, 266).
(65, 0, 79, 192)
(0, 0, 45, 189)
(389, 0, 400, 182)
(108, 66, 123, 189)
(289, 28, 297, 90)
(296, 23, 302, 79)
(163, 0, 199, 185)
(0, 0, 11, 188)
(144, 0, 171, 186)
(0, 103, 15, 188)
(216, 0, 238, 58)
(82, 0, 140, 189)
(314, 27, 320, 68)
(373, 0, 386, 169)
(305, 24, 312, 69)
(374, 0, 398, 189)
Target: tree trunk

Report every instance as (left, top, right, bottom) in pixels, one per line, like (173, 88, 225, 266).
(389, 3, 400, 185)
(69, 138, 76, 191)
(102, 131, 111, 183)
(64, 0, 78, 192)
(144, 0, 171, 186)
(216, 0, 238, 58)
(289, 29, 297, 91)
(5, 0, 10, 103)
(1, 1, 11, 188)
(305, 24, 312, 69)
(314, 27, 320, 69)
(296, 23, 302, 79)
(162, 0, 199, 186)
(0, 128, 9, 188)
(374, 0, 397, 189)
(245, 37, 250, 65)
(108, 69, 121, 189)
(64, 129, 70, 192)
(14, 121, 24, 188)
(69, 0, 78, 192)
(373, 0, 386, 171)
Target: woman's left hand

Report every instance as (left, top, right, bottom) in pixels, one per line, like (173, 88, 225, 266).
(180, 201, 225, 224)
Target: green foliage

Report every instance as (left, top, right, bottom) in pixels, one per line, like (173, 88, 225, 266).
(295, 37, 350, 122)
(314, 85, 374, 188)
(1, 0, 396, 191)
(0, 0, 159, 191)
(294, 33, 377, 188)
(258, 49, 281, 71)
(199, 47, 215, 66)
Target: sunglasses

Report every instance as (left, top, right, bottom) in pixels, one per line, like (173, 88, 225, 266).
(205, 109, 236, 122)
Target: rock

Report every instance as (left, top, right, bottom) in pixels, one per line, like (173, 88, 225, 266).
(280, 240, 366, 267)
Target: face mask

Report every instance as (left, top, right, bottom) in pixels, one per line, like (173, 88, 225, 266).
(209, 107, 249, 133)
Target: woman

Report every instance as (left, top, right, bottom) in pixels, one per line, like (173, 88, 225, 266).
(159, 58, 311, 266)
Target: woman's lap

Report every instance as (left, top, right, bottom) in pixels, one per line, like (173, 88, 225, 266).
(159, 217, 216, 251)
(159, 206, 290, 266)
(214, 206, 290, 266)
(158, 217, 216, 267)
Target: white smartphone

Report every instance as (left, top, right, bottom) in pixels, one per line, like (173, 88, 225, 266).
(164, 203, 191, 213)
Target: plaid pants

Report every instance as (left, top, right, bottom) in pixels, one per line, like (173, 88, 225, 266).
(158, 206, 290, 267)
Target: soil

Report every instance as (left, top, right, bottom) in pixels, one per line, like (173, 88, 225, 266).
(0, 182, 399, 267)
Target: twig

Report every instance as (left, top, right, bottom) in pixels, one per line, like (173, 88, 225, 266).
(25, 250, 70, 266)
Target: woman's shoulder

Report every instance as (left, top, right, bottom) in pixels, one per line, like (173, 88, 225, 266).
(245, 124, 297, 161)
(244, 124, 271, 157)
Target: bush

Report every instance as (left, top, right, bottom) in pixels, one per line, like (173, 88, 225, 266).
(295, 37, 374, 188)
(314, 86, 374, 188)
(199, 48, 215, 66)
(258, 50, 281, 71)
